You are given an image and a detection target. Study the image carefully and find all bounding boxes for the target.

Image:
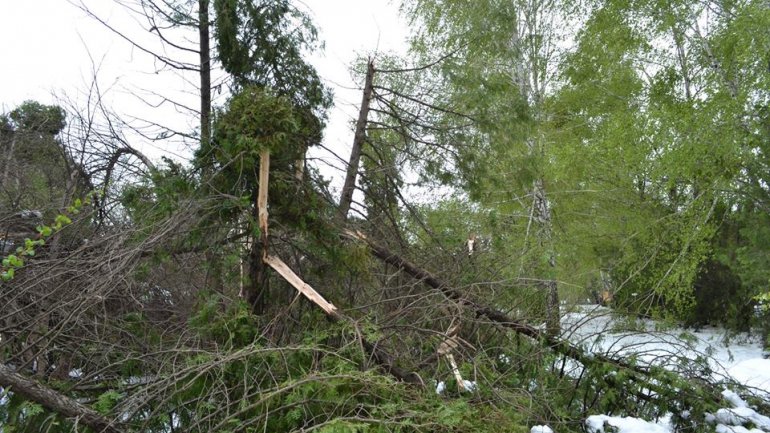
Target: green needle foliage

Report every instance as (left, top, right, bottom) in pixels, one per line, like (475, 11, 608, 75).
(4, 0, 770, 432)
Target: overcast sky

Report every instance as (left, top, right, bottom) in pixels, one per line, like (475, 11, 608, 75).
(0, 0, 411, 187)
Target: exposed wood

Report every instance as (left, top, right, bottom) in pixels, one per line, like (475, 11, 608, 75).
(246, 150, 271, 314)
(445, 353, 465, 391)
(338, 59, 376, 220)
(258, 150, 270, 258)
(436, 323, 460, 355)
(466, 233, 476, 256)
(263, 254, 423, 384)
(0, 364, 124, 433)
(437, 324, 464, 390)
(295, 156, 305, 181)
(264, 255, 339, 317)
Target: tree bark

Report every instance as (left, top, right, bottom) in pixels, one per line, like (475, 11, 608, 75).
(338, 60, 375, 220)
(198, 2, 225, 295)
(0, 364, 124, 433)
(532, 177, 560, 337)
(199, 0, 211, 150)
(247, 151, 271, 314)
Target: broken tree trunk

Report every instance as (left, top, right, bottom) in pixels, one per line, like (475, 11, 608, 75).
(0, 364, 124, 433)
(245, 150, 272, 314)
(264, 255, 339, 317)
(338, 59, 376, 220)
(254, 149, 421, 384)
(258, 149, 270, 256)
(262, 254, 422, 384)
(438, 324, 465, 391)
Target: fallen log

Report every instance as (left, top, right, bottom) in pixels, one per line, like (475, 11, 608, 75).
(0, 364, 124, 433)
(342, 228, 756, 415)
(341, 229, 679, 378)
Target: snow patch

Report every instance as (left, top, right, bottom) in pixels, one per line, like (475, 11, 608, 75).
(530, 425, 553, 433)
(562, 305, 766, 388)
(727, 359, 770, 397)
(573, 306, 769, 433)
(722, 390, 749, 408)
(714, 424, 764, 433)
(435, 381, 446, 395)
(585, 415, 671, 433)
(461, 379, 478, 392)
(714, 407, 770, 431)
(434, 380, 477, 394)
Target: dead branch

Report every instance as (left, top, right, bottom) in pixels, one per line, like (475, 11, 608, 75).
(0, 364, 124, 433)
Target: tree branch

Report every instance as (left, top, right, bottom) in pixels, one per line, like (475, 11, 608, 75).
(0, 364, 124, 433)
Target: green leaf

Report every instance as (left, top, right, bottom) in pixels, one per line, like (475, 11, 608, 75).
(95, 390, 122, 414)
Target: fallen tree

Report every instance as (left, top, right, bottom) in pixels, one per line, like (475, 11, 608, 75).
(0, 364, 124, 433)
(340, 228, 735, 416)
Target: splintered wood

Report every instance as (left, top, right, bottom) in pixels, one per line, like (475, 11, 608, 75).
(256, 149, 339, 318)
(437, 324, 465, 391)
(258, 150, 270, 259)
(256, 155, 419, 384)
(264, 255, 340, 317)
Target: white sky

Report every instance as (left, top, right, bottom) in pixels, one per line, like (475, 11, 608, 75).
(0, 0, 411, 189)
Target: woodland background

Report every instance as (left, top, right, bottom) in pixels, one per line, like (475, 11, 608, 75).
(1, 0, 769, 432)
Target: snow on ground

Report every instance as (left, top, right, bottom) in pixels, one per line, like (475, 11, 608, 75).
(561, 305, 766, 381)
(729, 359, 770, 397)
(585, 414, 671, 433)
(558, 305, 770, 433)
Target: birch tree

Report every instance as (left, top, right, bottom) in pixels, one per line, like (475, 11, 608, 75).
(400, 0, 581, 335)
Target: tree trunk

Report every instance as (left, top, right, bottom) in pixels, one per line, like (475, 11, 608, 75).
(2, 133, 17, 190)
(511, 3, 561, 336)
(338, 60, 375, 220)
(532, 177, 560, 337)
(199, 0, 211, 150)
(200, 0, 227, 295)
(246, 151, 271, 314)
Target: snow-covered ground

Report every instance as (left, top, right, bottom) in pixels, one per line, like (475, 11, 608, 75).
(559, 305, 770, 433)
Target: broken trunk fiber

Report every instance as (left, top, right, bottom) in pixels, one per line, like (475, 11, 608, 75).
(256, 150, 422, 385)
